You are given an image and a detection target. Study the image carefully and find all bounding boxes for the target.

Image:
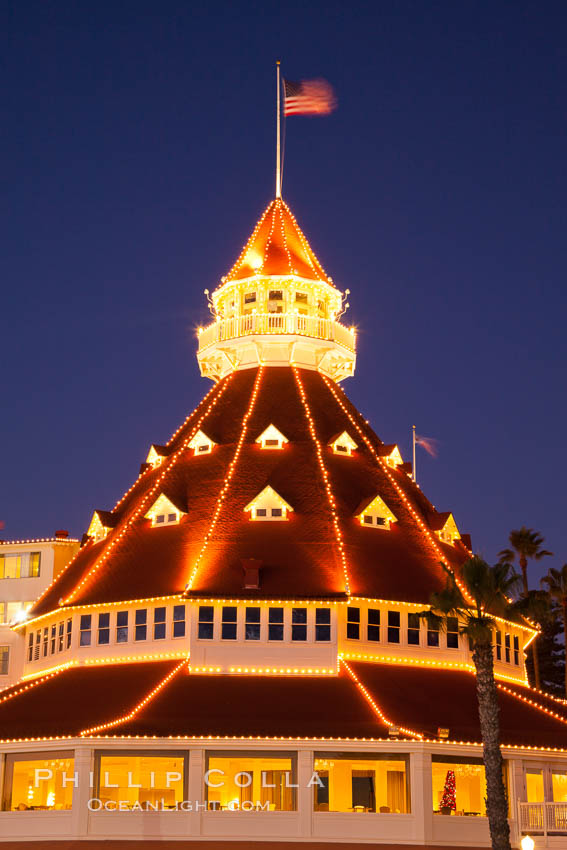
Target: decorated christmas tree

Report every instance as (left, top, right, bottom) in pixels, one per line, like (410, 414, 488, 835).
(440, 770, 456, 811)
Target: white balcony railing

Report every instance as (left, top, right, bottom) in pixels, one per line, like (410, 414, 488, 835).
(518, 802, 567, 835)
(198, 313, 356, 353)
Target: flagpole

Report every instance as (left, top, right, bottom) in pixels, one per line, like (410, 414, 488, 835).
(412, 425, 416, 483)
(276, 60, 282, 199)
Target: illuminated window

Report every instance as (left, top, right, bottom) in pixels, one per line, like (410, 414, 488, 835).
(268, 607, 284, 641)
(268, 290, 283, 301)
(198, 606, 214, 640)
(188, 430, 216, 456)
(356, 495, 397, 529)
(244, 291, 257, 304)
(513, 635, 519, 665)
(116, 611, 128, 643)
(5, 601, 30, 624)
(315, 609, 331, 641)
(295, 292, 308, 304)
(0, 646, 9, 675)
(0, 603, 4, 624)
(173, 605, 186, 638)
(347, 607, 360, 640)
(407, 613, 420, 645)
(431, 513, 461, 546)
(79, 614, 92, 647)
(0, 554, 21, 579)
(314, 753, 409, 813)
(495, 630, 502, 660)
(388, 611, 400, 643)
(292, 608, 307, 641)
(154, 607, 166, 640)
(526, 768, 544, 803)
(1, 751, 74, 811)
(505, 633, 511, 663)
(97, 752, 186, 809)
(447, 617, 459, 649)
(328, 431, 358, 456)
(255, 424, 288, 450)
(135, 609, 147, 641)
(222, 607, 237, 640)
(206, 752, 296, 811)
(432, 757, 489, 816)
(368, 609, 380, 642)
(98, 613, 110, 645)
(245, 608, 261, 640)
(28, 553, 41, 577)
(552, 770, 567, 802)
(244, 486, 293, 521)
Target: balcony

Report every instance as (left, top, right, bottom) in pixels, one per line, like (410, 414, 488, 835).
(518, 802, 567, 835)
(198, 313, 356, 354)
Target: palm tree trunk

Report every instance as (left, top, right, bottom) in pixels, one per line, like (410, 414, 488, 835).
(473, 640, 511, 850)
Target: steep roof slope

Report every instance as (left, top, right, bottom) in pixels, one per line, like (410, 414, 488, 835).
(30, 367, 469, 615)
(224, 198, 333, 283)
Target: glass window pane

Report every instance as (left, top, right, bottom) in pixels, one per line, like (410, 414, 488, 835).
(97, 753, 186, 809)
(314, 754, 409, 813)
(2, 753, 74, 810)
(552, 771, 567, 802)
(526, 769, 544, 803)
(0, 646, 9, 676)
(432, 759, 488, 815)
(206, 753, 296, 811)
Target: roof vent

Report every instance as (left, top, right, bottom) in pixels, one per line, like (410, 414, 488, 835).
(241, 558, 263, 589)
(55, 529, 69, 539)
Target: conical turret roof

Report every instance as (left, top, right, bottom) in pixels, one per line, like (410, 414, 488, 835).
(224, 197, 333, 283)
(30, 367, 470, 615)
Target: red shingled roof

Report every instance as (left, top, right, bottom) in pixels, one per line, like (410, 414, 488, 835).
(0, 661, 179, 740)
(350, 661, 567, 748)
(29, 367, 470, 616)
(1, 659, 565, 748)
(224, 198, 332, 283)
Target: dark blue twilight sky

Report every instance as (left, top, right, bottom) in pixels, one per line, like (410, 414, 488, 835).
(2, 1, 566, 584)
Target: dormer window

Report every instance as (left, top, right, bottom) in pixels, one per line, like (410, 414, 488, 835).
(146, 445, 168, 468)
(356, 495, 397, 530)
(380, 444, 403, 468)
(328, 431, 358, 456)
(145, 494, 186, 527)
(187, 430, 216, 456)
(430, 512, 461, 546)
(255, 424, 288, 450)
(245, 486, 293, 521)
(87, 510, 115, 543)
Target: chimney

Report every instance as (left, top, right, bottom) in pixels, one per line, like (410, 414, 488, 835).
(55, 529, 69, 539)
(241, 558, 263, 590)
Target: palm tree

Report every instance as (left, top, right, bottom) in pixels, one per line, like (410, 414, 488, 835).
(499, 527, 553, 689)
(424, 557, 521, 850)
(542, 565, 567, 697)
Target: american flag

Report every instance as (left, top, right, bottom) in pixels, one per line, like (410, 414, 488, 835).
(415, 434, 438, 457)
(283, 78, 337, 116)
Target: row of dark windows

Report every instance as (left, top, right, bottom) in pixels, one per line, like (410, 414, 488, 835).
(495, 631, 520, 665)
(28, 619, 72, 661)
(197, 606, 331, 642)
(78, 606, 186, 647)
(345, 608, 459, 648)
